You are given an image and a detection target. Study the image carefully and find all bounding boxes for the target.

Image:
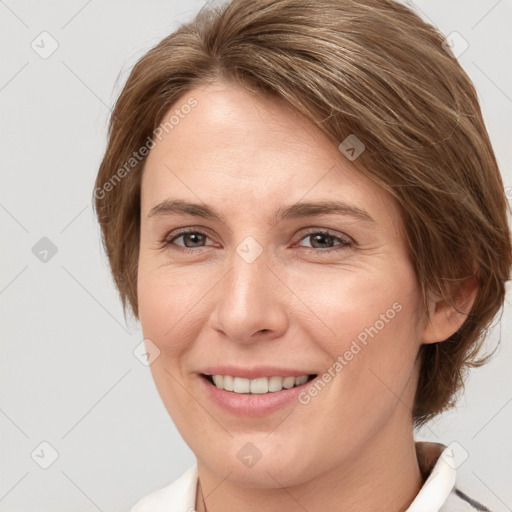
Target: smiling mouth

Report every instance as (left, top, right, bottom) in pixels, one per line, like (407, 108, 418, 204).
(201, 373, 317, 394)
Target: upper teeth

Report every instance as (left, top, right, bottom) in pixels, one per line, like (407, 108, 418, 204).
(211, 375, 310, 394)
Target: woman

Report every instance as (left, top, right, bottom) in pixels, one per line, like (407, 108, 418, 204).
(93, 0, 511, 510)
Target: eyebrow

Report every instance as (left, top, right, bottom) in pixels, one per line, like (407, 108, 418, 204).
(147, 199, 375, 224)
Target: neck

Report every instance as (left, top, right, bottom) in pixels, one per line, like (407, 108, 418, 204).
(195, 416, 423, 512)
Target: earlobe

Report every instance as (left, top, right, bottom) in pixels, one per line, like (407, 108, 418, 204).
(421, 275, 479, 345)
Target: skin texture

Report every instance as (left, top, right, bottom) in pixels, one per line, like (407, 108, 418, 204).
(137, 81, 476, 512)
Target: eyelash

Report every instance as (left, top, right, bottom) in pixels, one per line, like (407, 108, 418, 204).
(159, 228, 352, 255)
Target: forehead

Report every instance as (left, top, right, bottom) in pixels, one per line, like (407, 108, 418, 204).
(143, 82, 338, 179)
(140, 82, 399, 226)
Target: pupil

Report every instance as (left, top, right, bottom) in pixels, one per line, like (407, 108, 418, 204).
(186, 233, 203, 247)
(312, 234, 332, 248)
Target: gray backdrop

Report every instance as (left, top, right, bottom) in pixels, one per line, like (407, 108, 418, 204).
(1, 1, 511, 511)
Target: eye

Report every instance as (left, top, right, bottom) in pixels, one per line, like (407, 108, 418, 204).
(160, 227, 352, 255)
(296, 229, 352, 252)
(163, 229, 215, 253)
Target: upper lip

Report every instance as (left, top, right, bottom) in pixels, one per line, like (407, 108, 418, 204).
(199, 366, 317, 379)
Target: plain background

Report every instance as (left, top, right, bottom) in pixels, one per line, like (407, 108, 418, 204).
(1, 1, 510, 511)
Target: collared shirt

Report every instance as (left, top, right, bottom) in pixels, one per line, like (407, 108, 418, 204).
(131, 442, 491, 512)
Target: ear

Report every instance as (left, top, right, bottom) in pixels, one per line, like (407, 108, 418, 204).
(421, 275, 479, 344)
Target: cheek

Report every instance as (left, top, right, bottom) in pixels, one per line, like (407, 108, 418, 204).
(137, 264, 208, 421)
(137, 263, 198, 355)
(289, 258, 419, 338)
(138, 243, 422, 366)
(290, 262, 422, 395)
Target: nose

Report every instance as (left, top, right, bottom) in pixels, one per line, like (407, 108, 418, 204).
(208, 244, 290, 345)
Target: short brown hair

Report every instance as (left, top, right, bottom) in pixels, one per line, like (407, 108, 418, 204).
(93, 0, 511, 426)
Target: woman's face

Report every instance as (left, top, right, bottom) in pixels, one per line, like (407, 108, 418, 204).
(138, 81, 426, 487)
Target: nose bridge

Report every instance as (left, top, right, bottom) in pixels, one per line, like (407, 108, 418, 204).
(210, 234, 288, 341)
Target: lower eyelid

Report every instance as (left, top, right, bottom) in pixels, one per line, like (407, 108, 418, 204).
(297, 231, 352, 248)
(166, 232, 214, 248)
(165, 231, 352, 251)
(298, 227, 351, 248)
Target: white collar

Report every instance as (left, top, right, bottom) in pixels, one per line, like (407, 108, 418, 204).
(406, 442, 456, 512)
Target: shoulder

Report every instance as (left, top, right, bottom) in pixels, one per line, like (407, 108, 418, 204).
(413, 441, 493, 512)
(441, 487, 492, 511)
(130, 463, 198, 512)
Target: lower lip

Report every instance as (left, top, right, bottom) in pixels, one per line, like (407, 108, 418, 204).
(199, 374, 316, 417)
